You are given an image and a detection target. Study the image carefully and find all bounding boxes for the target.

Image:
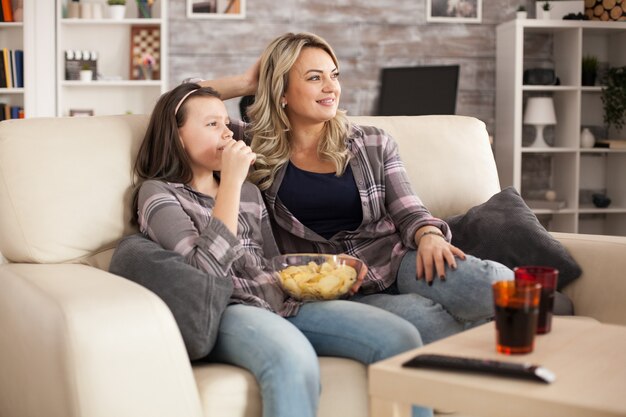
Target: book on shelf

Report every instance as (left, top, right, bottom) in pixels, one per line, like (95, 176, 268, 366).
(595, 140, 626, 149)
(0, 52, 6, 88)
(9, 49, 15, 88)
(0, 103, 23, 120)
(2, 48, 10, 88)
(0, 49, 23, 88)
(0, 0, 13, 22)
(14, 49, 22, 87)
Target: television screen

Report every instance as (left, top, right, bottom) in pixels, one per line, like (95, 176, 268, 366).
(377, 65, 459, 116)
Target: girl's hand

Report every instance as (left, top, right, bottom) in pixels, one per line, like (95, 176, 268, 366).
(219, 139, 256, 186)
(415, 233, 465, 284)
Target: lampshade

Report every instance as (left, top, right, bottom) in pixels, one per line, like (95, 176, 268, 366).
(524, 97, 557, 125)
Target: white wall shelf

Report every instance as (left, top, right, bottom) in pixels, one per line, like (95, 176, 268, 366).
(496, 19, 626, 236)
(56, 0, 167, 117)
(61, 18, 163, 25)
(61, 80, 163, 87)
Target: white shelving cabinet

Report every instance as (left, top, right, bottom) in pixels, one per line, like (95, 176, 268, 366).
(56, 0, 168, 117)
(0, 0, 56, 118)
(496, 19, 626, 236)
(0, 21, 24, 115)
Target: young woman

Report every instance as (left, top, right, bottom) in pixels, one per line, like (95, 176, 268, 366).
(132, 83, 427, 417)
(198, 32, 514, 345)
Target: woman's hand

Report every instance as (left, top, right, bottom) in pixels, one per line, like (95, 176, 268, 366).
(415, 230, 466, 284)
(219, 139, 256, 187)
(243, 58, 261, 94)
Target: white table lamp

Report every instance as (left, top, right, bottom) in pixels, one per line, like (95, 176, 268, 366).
(523, 97, 557, 148)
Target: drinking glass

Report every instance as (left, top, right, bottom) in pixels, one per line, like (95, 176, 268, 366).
(492, 280, 541, 354)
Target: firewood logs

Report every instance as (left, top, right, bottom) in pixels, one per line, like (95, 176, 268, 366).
(585, 0, 626, 20)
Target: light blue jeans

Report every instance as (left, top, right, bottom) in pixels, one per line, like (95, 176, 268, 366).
(206, 300, 429, 417)
(353, 253, 514, 344)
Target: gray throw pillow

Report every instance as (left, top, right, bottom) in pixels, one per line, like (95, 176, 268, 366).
(109, 233, 233, 360)
(445, 187, 582, 291)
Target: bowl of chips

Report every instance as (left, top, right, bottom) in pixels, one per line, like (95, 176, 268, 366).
(272, 253, 367, 301)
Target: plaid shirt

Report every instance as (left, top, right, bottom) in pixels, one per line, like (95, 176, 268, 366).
(231, 121, 451, 294)
(137, 180, 301, 317)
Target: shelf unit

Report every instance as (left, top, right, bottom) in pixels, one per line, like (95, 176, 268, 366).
(496, 19, 626, 236)
(55, 0, 168, 117)
(0, 1, 56, 118)
(0, 20, 24, 117)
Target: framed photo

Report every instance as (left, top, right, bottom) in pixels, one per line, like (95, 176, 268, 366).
(69, 109, 94, 117)
(426, 0, 482, 23)
(187, 0, 246, 19)
(130, 25, 161, 81)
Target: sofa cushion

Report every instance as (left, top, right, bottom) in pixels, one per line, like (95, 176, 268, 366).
(109, 233, 233, 360)
(192, 357, 368, 417)
(446, 187, 582, 290)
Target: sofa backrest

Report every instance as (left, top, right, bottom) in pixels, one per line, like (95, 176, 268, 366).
(350, 115, 500, 219)
(0, 115, 149, 264)
(0, 114, 500, 266)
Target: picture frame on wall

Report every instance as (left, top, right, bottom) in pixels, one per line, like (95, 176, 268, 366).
(426, 0, 482, 23)
(187, 0, 246, 19)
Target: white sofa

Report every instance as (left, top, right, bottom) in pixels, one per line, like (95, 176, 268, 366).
(1, 114, 625, 417)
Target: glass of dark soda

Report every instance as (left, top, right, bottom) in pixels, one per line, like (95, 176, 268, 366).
(514, 266, 559, 334)
(492, 280, 541, 354)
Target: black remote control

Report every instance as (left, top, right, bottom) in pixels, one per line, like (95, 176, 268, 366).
(402, 353, 556, 384)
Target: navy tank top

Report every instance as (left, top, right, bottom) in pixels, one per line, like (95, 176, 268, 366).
(278, 161, 363, 240)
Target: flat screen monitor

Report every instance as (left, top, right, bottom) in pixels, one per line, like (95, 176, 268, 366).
(377, 65, 459, 116)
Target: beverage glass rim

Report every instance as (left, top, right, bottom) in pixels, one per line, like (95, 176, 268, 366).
(493, 280, 541, 291)
(513, 266, 559, 274)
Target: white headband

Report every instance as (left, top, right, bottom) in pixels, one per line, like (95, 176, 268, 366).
(175, 89, 199, 116)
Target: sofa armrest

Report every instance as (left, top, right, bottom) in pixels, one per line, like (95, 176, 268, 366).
(552, 232, 626, 326)
(0, 263, 203, 417)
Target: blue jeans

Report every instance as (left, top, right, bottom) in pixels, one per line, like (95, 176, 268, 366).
(353, 253, 514, 344)
(206, 301, 426, 417)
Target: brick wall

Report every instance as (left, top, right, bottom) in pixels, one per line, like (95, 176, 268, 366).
(168, 0, 535, 136)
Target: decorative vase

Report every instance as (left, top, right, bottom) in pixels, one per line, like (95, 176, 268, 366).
(67, 1, 80, 18)
(581, 71, 596, 86)
(108, 4, 126, 20)
(137, 1, 152, 18)
(516, 11, 527, 19)
(581, 128, 595, 148)
(592, 193, 611, 208)
(79, 70, 93, 82)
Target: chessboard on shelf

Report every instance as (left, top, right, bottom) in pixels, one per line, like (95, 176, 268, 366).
(129, 25, 160, 81)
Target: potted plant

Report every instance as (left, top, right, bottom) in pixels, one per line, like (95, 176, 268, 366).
(582, 55, 598, 86)
(107, 0, 126, 20)
(516, 5, 527, 19)
(601, 66, 626, 134)
(79, 63, 93, 82)
(538, 1, 551, 19)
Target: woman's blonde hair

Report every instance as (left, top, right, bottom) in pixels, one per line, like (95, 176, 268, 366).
(247, 32, 349, 191)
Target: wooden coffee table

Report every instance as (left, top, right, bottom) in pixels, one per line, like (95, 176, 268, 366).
(369, 317, 626, 417)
